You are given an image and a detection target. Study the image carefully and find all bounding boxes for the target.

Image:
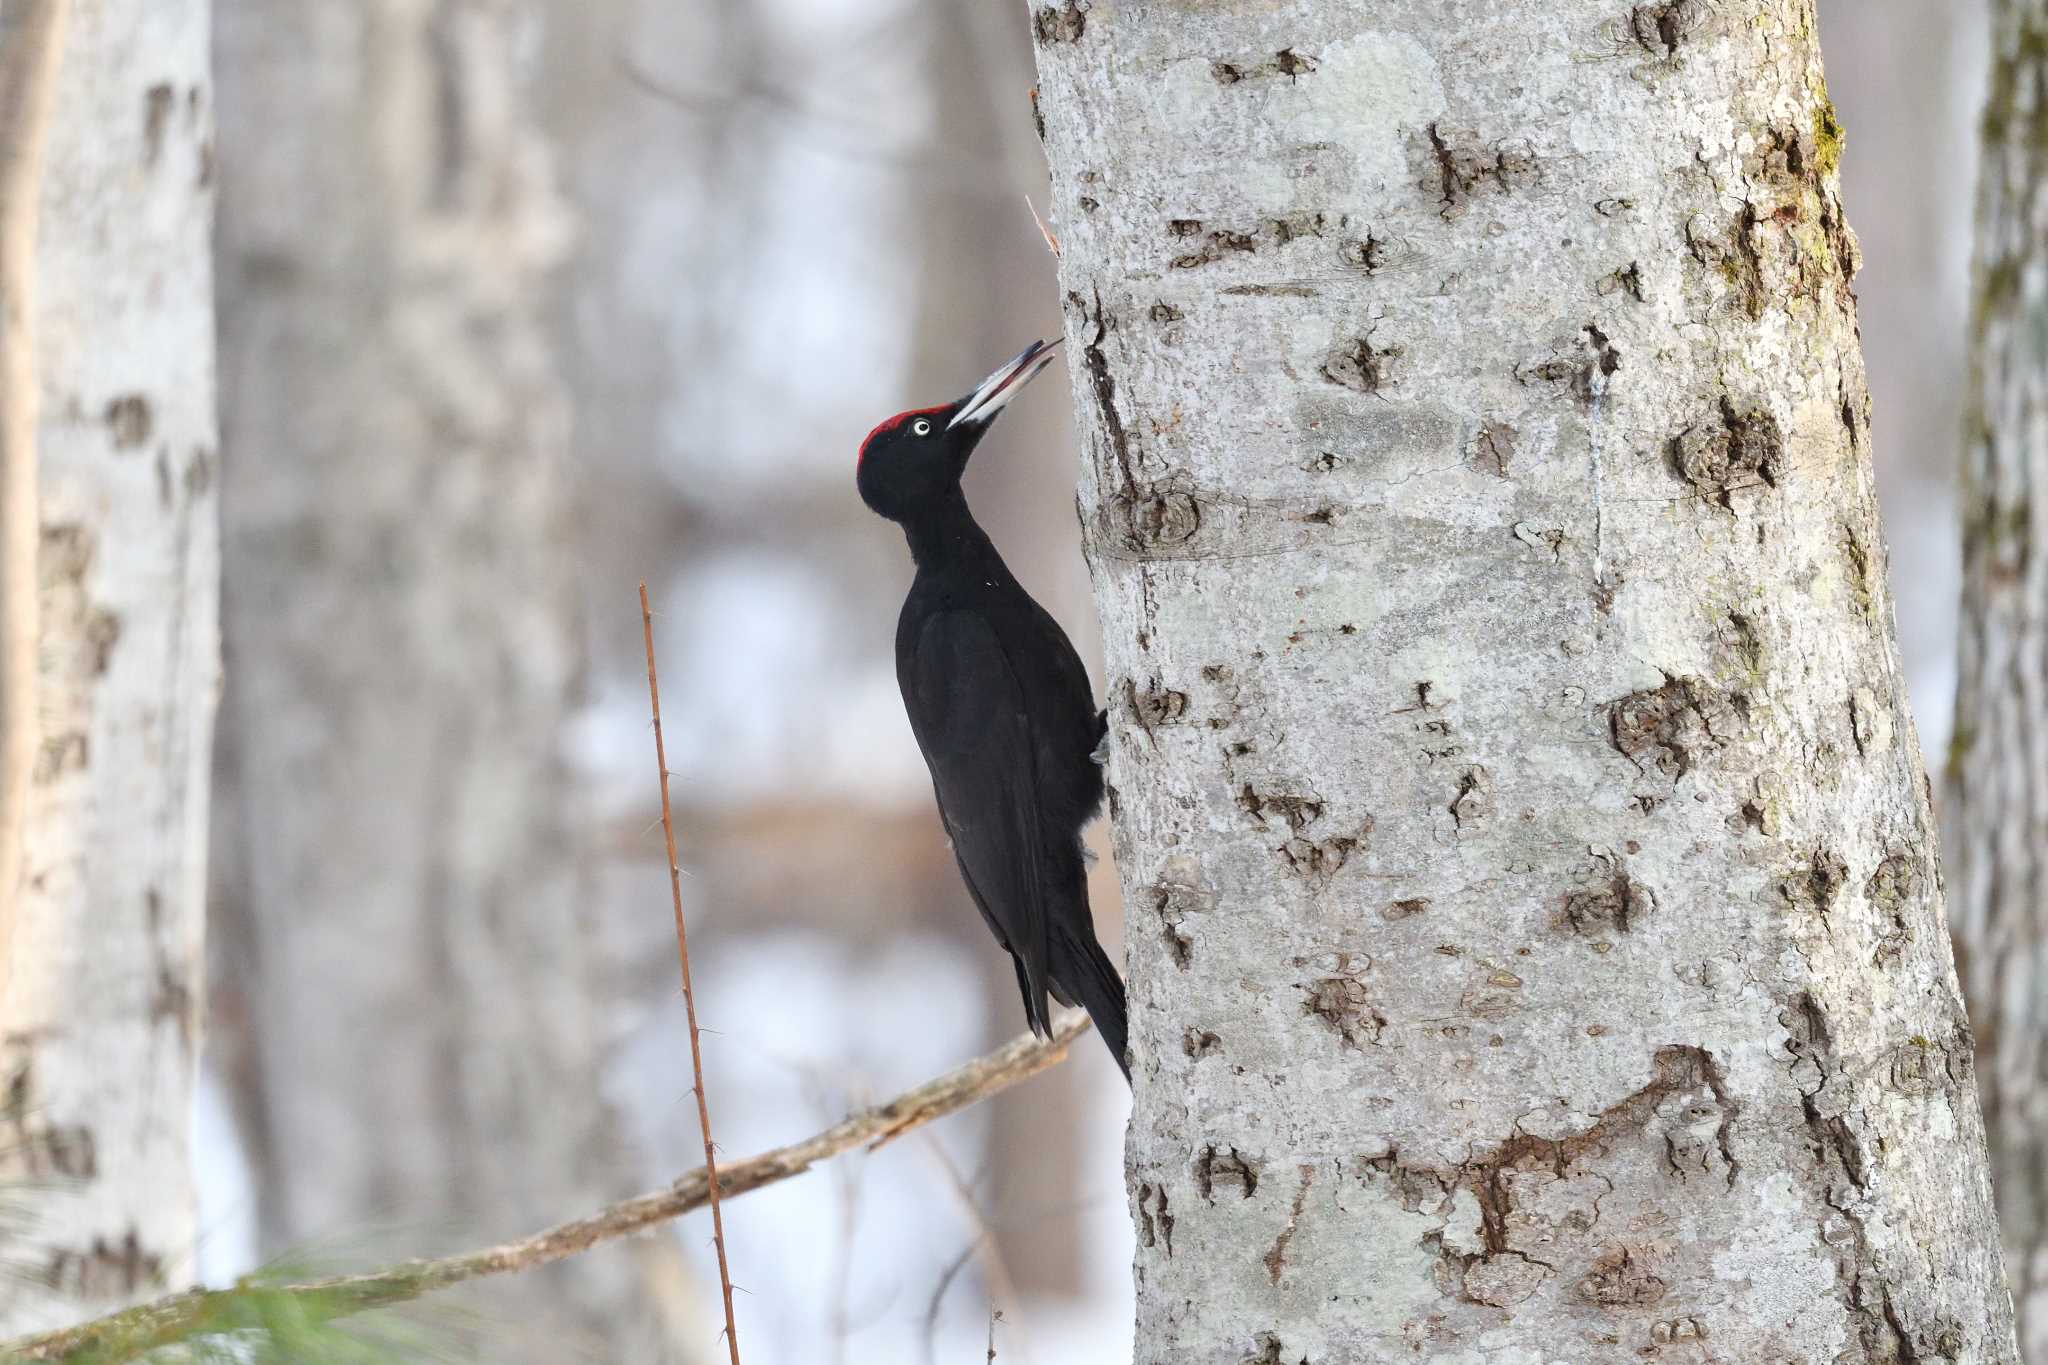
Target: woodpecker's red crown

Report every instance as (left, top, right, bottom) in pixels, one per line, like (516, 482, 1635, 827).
(857, 340, 1060, 522)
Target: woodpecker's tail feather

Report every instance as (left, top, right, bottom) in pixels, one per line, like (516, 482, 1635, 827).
(1014, 955, 1055, 1039)
(1055, 929, 1130, 1086)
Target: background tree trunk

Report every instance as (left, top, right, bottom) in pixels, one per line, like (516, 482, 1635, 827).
(1951, 1, 2048, 1354)
(0, 0, 69, 1000)
(0, 0, 219, 1336)
(210, 2, 644, 1354)
(1031, 2, 2021, 1359)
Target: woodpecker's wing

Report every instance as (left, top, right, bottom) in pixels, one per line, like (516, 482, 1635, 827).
(903, 609, 1056, 1032)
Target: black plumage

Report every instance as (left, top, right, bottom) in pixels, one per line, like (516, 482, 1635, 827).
(856, 340, 1129, 1083)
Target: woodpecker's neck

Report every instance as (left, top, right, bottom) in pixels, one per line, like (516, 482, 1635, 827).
(902, 486, 1004, 575)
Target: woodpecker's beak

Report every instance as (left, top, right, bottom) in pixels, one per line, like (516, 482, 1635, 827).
(948, 338, 1061, 430)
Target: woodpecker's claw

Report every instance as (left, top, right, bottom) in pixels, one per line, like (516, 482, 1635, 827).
(948, 338, 1061, 430)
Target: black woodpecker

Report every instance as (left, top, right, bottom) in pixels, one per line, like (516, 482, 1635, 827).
(856, 339, 1130, 1084)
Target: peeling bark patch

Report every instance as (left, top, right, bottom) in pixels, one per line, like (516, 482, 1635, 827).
(1650, 1316, 1707, 1345)
(1469, 421, 1516, 477)
(1344, 230, 1389, 275)
(1604, 674, 1732, 780)
(1448, 765, 1492, 830)
(1517, 324, 1619, 402)
(1322, 332, 1400, 394)
(1263, 1166, 1314, 1283)
(104, 394, 153, 449)
(1780, 992, 1931, 1357)
(1599, 260, 1647, 301)
(1425, 123, 1537, 220)
(1110, 484, 1203, 550)
(1779, 847, 1850, 929)
(1669, 399, 1783, 507)
(1563, 868, 1656, 936)
(1304, 974, 1384, 1048)
(1073, 288, 1139, 505)
(1865, 853, 1920, 967)
(1574, 1244, 1668, 1306)
(1137, 1182, 1174, 1255)
(1237, 781, 1324, 832)
(1657, 1076, 1738, 1186)
(1718, 611, 1764, 680)
(1849, 686, 1894, 758)
(1842, 524, 1876, 614)
(1240, 1332, 1307, 1365)
(1032, 1, 1085, 44)
(1197, 1144, 1260, 1200)
(1629, 1, 1707, 58)
(1406, 1047, 1737, 1309)
(1210, 48, 1316, 86)
(1462, 1252, 1550, 1306)
(1126, 675, 1188, 735)
(1171, 226, 1256, 270)
(1150, 882, 1205, 970)
(1786, 993, 1866, 1187)
(1687, 203, 1767, 319)
(1222, 282, 1321, 301)
(1162, 211, 1348, 265)
(1280, 820, 1367, 886)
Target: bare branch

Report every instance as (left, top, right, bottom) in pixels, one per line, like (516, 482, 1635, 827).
(2, 1013, 1090, 1362)
(640, 581, 742, 1363)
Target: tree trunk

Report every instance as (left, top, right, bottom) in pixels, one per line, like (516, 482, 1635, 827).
(211, 2, 640, 1353)
(1030, 3, 2021, 1360)
(1951, 2, 2048, 1355)
(0, 0, 219, 1336)
(0, 0, 70, 1000)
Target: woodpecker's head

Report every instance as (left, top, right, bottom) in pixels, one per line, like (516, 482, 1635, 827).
(857, 339, 1061, 521)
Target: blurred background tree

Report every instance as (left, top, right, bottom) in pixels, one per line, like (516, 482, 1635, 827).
(0, 0, 217, 1340)
(1951, 0, 2048, 1353)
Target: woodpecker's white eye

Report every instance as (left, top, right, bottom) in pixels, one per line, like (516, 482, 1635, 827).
(912, 418, 933, 436)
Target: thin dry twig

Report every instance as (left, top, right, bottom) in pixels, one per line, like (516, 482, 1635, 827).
(640, 581, 742, 1364)
(0, 0, 72, 1000)
(1024, 195, 1061, 257)
(2, 1013, 1091, 1362)
(919, 1134, 1030, 1364)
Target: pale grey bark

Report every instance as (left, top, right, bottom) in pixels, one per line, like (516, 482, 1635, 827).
(0, 0, 69, 999)
(0, 0, 219, 1336)
(1030, 2, 2019, 1360)
(1952, 3, 2048, 1356)
(212, 2, 641, 1353)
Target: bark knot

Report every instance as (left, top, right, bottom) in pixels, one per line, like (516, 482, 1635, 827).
(1031, 2, 1085, 45)
(1669, 398, 1784, 508)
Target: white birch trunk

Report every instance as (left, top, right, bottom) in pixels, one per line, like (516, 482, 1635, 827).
(0, 0, 218, 1336)
(0, 0, 70, 1000)
(1951, 3, 2048, 1356)
(1030, 3, 2022, 1359)
(211, 1, 640, 1352)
